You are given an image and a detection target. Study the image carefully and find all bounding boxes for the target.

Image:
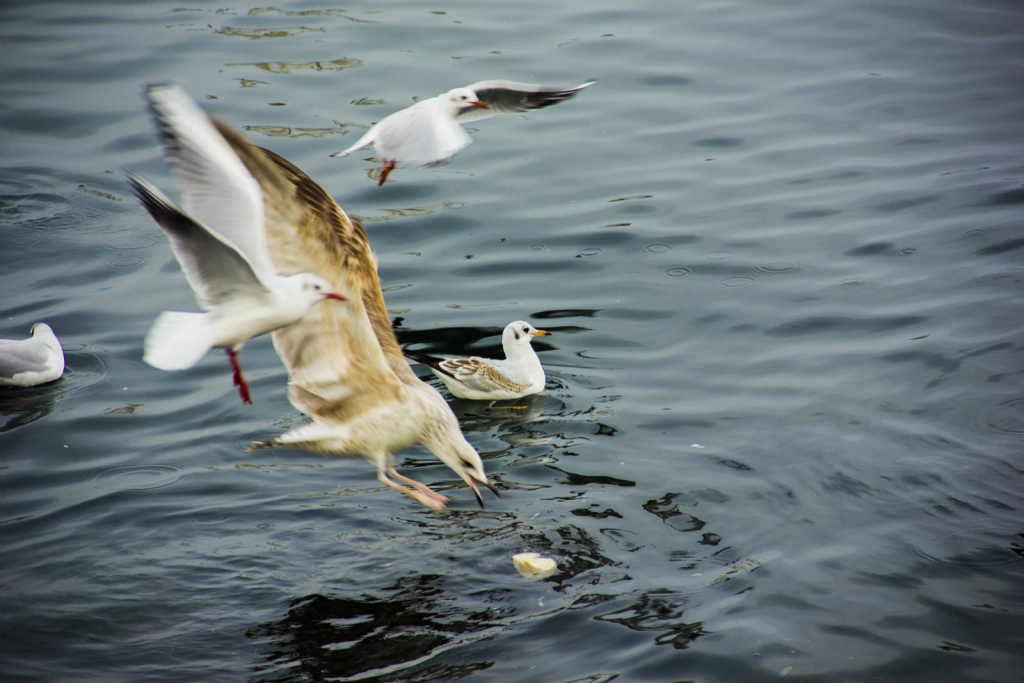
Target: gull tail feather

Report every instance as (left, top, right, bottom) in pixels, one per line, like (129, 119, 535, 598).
(332, 128, 377, 158)
(144, 311, 214, 370)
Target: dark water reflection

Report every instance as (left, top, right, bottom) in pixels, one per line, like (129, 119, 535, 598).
(248, 576, 501, 682)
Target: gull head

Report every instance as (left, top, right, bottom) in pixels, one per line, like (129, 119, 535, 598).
(449, 443, 500, 509)
(288, 273, 347, 306)
(30, 322, 55, 338)
(422, 419, 500, 508)
(29, 323, 62, 351)
(503, 320, 549, 354)
(441, 87, 487, 115)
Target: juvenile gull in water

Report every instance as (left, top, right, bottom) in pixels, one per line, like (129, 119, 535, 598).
(404, 321, 549, 401)
(333, 80, 596, 185)
(133, 85, 345, 404)
(0, 324, 64, 387)
(206, 117, 498, 508)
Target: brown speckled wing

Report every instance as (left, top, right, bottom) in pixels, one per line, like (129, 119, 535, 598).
(213, 118, 411, 421)
(439, 358, 531, 394)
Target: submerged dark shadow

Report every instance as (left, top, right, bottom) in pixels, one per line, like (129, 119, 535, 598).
(0, 350, 108, 432)
(595, 589, 707, 649)
(0, 382, 61, 432)
(247, 574, 502, 683)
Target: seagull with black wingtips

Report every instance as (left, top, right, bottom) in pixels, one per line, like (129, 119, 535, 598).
(333, 79, 596, 185)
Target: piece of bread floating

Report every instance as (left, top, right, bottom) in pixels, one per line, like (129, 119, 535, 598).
(512, 552, 557, 579)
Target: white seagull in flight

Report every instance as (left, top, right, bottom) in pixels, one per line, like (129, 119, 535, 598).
(404, 321, 549, 401)
(333, 79, 596, 185)
(131, 85, 345, 404)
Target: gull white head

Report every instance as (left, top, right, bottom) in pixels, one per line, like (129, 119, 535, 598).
(283, 273, 347, 306)
(421, 408, 500, 508)
(502, 320, 549, 357)
(30, 323, 61, 351)
(440, 87, 487, 115)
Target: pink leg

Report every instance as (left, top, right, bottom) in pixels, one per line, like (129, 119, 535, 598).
(378, 466, 448, 510)
(377, 159, 396, 187)
(227, 349, 252, 405)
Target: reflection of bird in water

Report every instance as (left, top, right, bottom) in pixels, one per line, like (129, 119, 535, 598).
(0, 323, 64, 388)
(404, 321, 549, 401)
(447, 392, 553, 435)
(333, 80, 596, 185)
(134, 86, 345, 405)
(187, 102, 500, 508)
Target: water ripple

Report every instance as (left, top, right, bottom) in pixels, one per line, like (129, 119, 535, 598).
(91, 465, 184, 491)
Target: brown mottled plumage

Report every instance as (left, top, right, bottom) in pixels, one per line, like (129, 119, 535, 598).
(208, 118, 498, 509)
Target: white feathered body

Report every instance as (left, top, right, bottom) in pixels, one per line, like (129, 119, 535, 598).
(339, 96, 473, 167)
(0, 324, 65, 387)
(270, 381, 471, 465)
(433, 353, 544, 401)
(144, 275, 329, 371)
(414, 321, 548, 401)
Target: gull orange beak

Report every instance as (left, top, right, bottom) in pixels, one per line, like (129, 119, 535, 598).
(471, 100, 488, 109)
(532, 329, 549, 336)
(325, 292, 346, 301)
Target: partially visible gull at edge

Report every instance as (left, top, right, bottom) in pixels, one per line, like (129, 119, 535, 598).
(131, 85, 346, 404)
(404, 321, 549, 401)
(0, 323, 64, 388)
(207, 115, 499, 508)
(333, 79, 596, 185)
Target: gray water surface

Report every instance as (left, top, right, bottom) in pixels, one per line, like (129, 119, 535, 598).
(2, 1, 1023, 681)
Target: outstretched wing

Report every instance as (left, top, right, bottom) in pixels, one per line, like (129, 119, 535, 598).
(456, 80, 596, 123)
(145, 84, 276, 280)
(127, 173, 268, 310)
(211, 119, 418, 420)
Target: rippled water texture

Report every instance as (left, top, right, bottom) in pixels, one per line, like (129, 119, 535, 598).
(2, 1, 1023, 681)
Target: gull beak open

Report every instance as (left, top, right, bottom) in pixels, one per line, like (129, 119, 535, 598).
(471, 100, 489, 109)
(532, 329, 549, 337)
(466, 475, 501, 509)
(325, 292, 346, 301)
(467, 478, 485, 509)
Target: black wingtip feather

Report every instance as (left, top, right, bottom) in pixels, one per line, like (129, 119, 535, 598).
(145, 85, 185, 162)
(402, 347, 458, 380)
(124, 172, 196, 239)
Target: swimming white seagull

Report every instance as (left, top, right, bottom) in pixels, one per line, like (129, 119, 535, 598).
(205, 116, 499, 508)
(0, 324, 64, 387)
(333, 79, 596, 185)
(404, 321, 550, 401)
(131, 85, 345, 404)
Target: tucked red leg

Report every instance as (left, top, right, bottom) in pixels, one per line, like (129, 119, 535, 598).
(227, 349, 252, 405)
(378, 159, 396, 187)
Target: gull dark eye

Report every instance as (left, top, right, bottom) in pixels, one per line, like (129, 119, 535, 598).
(461, 95, 467, 100)
(313, 284, 321, 291)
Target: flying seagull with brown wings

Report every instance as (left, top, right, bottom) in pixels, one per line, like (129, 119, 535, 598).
(134, 85, 346, 404)
(178, 96, 499, 508)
